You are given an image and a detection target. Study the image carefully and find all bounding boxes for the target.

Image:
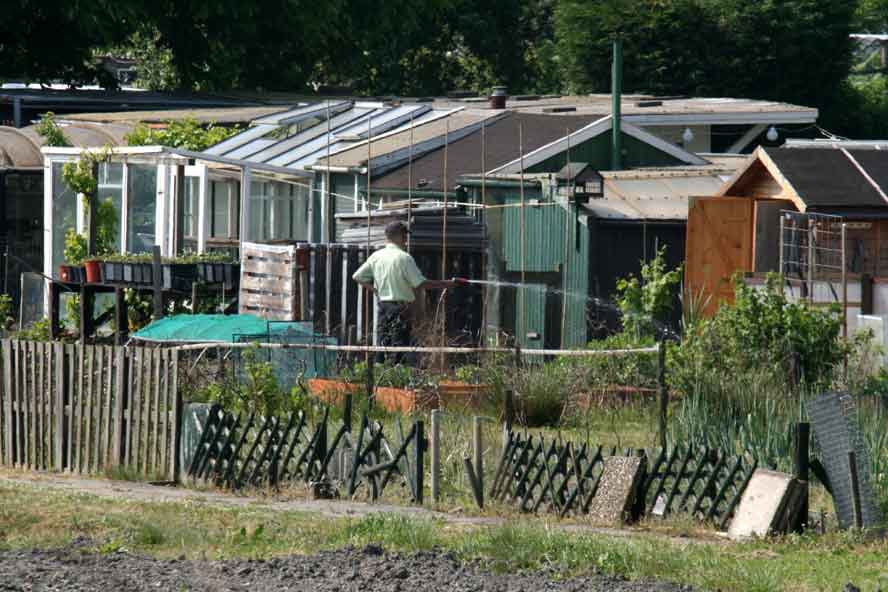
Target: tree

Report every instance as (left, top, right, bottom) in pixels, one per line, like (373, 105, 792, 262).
(0, 0, 137, 85)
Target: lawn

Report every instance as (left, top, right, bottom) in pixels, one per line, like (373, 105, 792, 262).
(0, 480, 885, 592)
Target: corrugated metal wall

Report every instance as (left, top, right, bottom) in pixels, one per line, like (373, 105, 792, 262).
(503, 204, 567, 273)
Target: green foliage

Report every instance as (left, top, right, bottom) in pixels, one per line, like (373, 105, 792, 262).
(35, 113, 70, 147)
(63, 230, 88, 266)
(13, 318, 51, 341)
(615, 247, 682, 339)
(124, 289, 153, 332)
(0, 294, 13, 331)
(125, 118, 239, 151)
(62, 197, 118, 265)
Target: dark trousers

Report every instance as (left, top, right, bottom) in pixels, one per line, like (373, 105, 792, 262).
(377, 301, 411, 365)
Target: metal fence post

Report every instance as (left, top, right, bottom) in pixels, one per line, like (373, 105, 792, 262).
(414, 420, 424, 505)
(430, 410, 440, 503)
(848, 450, 863, 529)
(793, 422, 810, 532)
(657, 341, 668, 451)
(473, 415, 484, 504)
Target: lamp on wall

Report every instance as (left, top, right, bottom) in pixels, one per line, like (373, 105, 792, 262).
(766, 126, 779, 142)
(682, 127, 694, 144)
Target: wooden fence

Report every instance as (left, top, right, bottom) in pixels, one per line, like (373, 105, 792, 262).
(0, 340, 180, 480)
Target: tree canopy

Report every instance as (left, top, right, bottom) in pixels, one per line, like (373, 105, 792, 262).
(0, 0, 883, 138)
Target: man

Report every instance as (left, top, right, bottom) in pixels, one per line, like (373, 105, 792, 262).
(352, 221, 454, 363)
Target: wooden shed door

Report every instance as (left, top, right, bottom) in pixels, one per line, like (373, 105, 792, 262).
(685, 197, 754, 314)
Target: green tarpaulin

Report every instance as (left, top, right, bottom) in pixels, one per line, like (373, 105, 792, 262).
(131, 314, 313, 343)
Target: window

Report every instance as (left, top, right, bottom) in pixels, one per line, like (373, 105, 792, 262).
(51, 162, 77, 271)
(97, 162, 123, 251)
(126, 164, 157, 253)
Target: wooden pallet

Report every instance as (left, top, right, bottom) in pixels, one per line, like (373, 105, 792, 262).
(239, 242, 301, 321)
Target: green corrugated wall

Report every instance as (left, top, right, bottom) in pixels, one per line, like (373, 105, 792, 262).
(526, 132, 683, 173)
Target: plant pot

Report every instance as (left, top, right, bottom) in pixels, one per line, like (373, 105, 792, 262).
(83, 260, 102, 284)
(59, 265, 74, 283)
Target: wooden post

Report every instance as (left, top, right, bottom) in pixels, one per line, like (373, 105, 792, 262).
(2, 340, 13, 466)
(430, 409, 440, 503)
(49, 282, 60, 341)
(658, 341, 668, 451)
(343, 393, 353, 433)
(366, 353, 375, 411)
(473, 415, 483, 503)
(848, 450, 863, 529)
(191, 282, 199, 314)
(171, 348, 181, 482)
(152, 246, 163, 319)
(503, 389, 514, 447)
(414, 420, 424, 505)
(793, 422, 810, 532)
(114, 287, 128, 345)
(79, 285, 93, 343)
(54, 342, 66, 471)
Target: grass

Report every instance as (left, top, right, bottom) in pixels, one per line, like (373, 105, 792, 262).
(1, 481, 887, 591)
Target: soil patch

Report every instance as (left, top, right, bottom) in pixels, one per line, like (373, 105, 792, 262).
(0, 540, 692, 592)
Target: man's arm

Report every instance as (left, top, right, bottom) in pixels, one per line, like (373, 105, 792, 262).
(352, 257, 375, 292)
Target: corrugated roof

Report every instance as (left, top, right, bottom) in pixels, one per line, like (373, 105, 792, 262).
(0, 122, 132, 169)
(372, 112, 596, 191)
(584, 172, 726, 221)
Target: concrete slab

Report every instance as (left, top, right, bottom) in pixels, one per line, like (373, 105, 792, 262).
(728, 469, 802, 540)
(587, 456, 645, 524)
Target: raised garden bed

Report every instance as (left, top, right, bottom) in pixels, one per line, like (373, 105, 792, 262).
(307, 378, 490, 413)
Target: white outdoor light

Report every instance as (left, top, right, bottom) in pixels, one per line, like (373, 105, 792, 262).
(682, 127, 694, 144)
(766, 126, 779, 142)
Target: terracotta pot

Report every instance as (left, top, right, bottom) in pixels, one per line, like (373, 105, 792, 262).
(83, 260, 102, 284)
(58, 265, 73, 283)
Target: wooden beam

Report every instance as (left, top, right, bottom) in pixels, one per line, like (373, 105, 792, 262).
(726, 124, 766, 154)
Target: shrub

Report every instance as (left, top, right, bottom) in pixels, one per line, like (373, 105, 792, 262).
(615, 246, 682, 340)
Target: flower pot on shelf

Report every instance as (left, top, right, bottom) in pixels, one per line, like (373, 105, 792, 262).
(83, 260, 102, 284)
(59, 265, 74, 283)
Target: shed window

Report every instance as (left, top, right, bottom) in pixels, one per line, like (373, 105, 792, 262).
(127, 164, 157, 253)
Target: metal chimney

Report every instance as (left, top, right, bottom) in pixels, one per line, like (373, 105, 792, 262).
(490, 86, 507, 109)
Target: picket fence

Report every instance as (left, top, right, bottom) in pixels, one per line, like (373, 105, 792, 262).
(0, 340, 181, 480)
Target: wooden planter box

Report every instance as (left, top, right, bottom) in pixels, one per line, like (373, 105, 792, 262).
(307, 378, 362, 405)
(307, 379, 435, 414)
(435, 380, 492, 410)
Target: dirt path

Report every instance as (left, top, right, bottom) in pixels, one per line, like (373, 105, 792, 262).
(1, 469, 705, 543)
(0, 539, 693, 592)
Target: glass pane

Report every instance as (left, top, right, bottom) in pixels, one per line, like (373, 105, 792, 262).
(210, 180, 229, 238)
(182, 176, 199, 240)
(97, 162, 123, 252)
(127, 164, 157, 253)
(51, 162, 77, 272)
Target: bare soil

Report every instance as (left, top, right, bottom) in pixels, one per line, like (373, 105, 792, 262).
(0, 539, 693, 592)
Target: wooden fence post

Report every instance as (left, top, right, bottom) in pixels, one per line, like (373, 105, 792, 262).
(54, 342, 66, 471)
(112, 346, 127, 467)
(171, 348, 181, 482)
(2, 340, 13, 466)
(848, 450, 863, 529)
(473, 415, 484, 504)
(152, 246, 163, 320)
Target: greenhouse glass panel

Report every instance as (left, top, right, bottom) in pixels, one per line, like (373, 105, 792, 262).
(51, 161, 77, 271)
(127, 164, 157, 253)
(97, 162, 124, 251)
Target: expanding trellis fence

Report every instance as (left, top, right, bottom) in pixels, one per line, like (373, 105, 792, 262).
(187, 403, 425, 503)
(0, 340, 181, 479)
(491, 432, 757, 528)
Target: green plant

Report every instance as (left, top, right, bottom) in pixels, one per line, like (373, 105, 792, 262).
(35, 112, 70, 147)
(63, 229, 88, 266)
(615, 246, 682, 339)
(125, 118, 239, 151)
(13, 317, 52, 341)
(0, 294, 14, 331)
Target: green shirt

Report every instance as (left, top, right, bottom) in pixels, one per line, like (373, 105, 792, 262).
(352, 243, 426, 303)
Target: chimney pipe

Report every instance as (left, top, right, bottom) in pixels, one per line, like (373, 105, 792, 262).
(490, 86, 507, 110)
(611, 40, 622, 170)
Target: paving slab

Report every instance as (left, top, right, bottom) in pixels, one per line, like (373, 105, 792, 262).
(728, 469, 802, 540)
(586, 456, 646, 524)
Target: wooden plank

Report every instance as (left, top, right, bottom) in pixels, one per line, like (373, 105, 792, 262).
(112, 347, 126, 467)
(241, 245, 296, 262)
(131, 348, 143, 471)
(2, 341, 12, 466)
(35, 342, 43, 469)
(84, 345, 95, 473)
(170, 349, 180, 482)
(54, 342, 65, 471)
(151, 347, 161, 473)
(93, 346, 105, 472)
(40, 342, 48, 469)
(124, 349, 135, 467)
(27, 341, 35, 469)
(14, 341, 24, 468)
(74, 344, 84, 473)
(66, 344, 75, 471)
(141, 349, 154, 475)
(239, 292, 298, 312)
(158, 349, 169, 477)
(240, 273, 296, 293)
(103, 346, 113, 467)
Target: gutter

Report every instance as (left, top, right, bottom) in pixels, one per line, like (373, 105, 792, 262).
(358, 187, 460, 199)
(459, 178, 543, 190)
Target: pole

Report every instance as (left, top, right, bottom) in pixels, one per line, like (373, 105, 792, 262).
(841, 222, 847, 339)
(407, 111, 414, 253)
(430, 409, 440, 503)
(518, 121, 526, 346)
(152, 245, 163, 319)
(848, 450, 863, 529)
(561, 127, 571, 348)
(793, 422, 810, 532)
(657, 340, 668, 451)
(779, 213, 785, 277)
(440, 118, 449, 370)
(480, 119, 487, 346)
(807, 224, 815, 304)
(325, 101, 332, 244)
(611, 40, 623, 171)
(414, 420, 425, 505)
(473, 415, 484, 502)
(365, 112, 372, 390)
